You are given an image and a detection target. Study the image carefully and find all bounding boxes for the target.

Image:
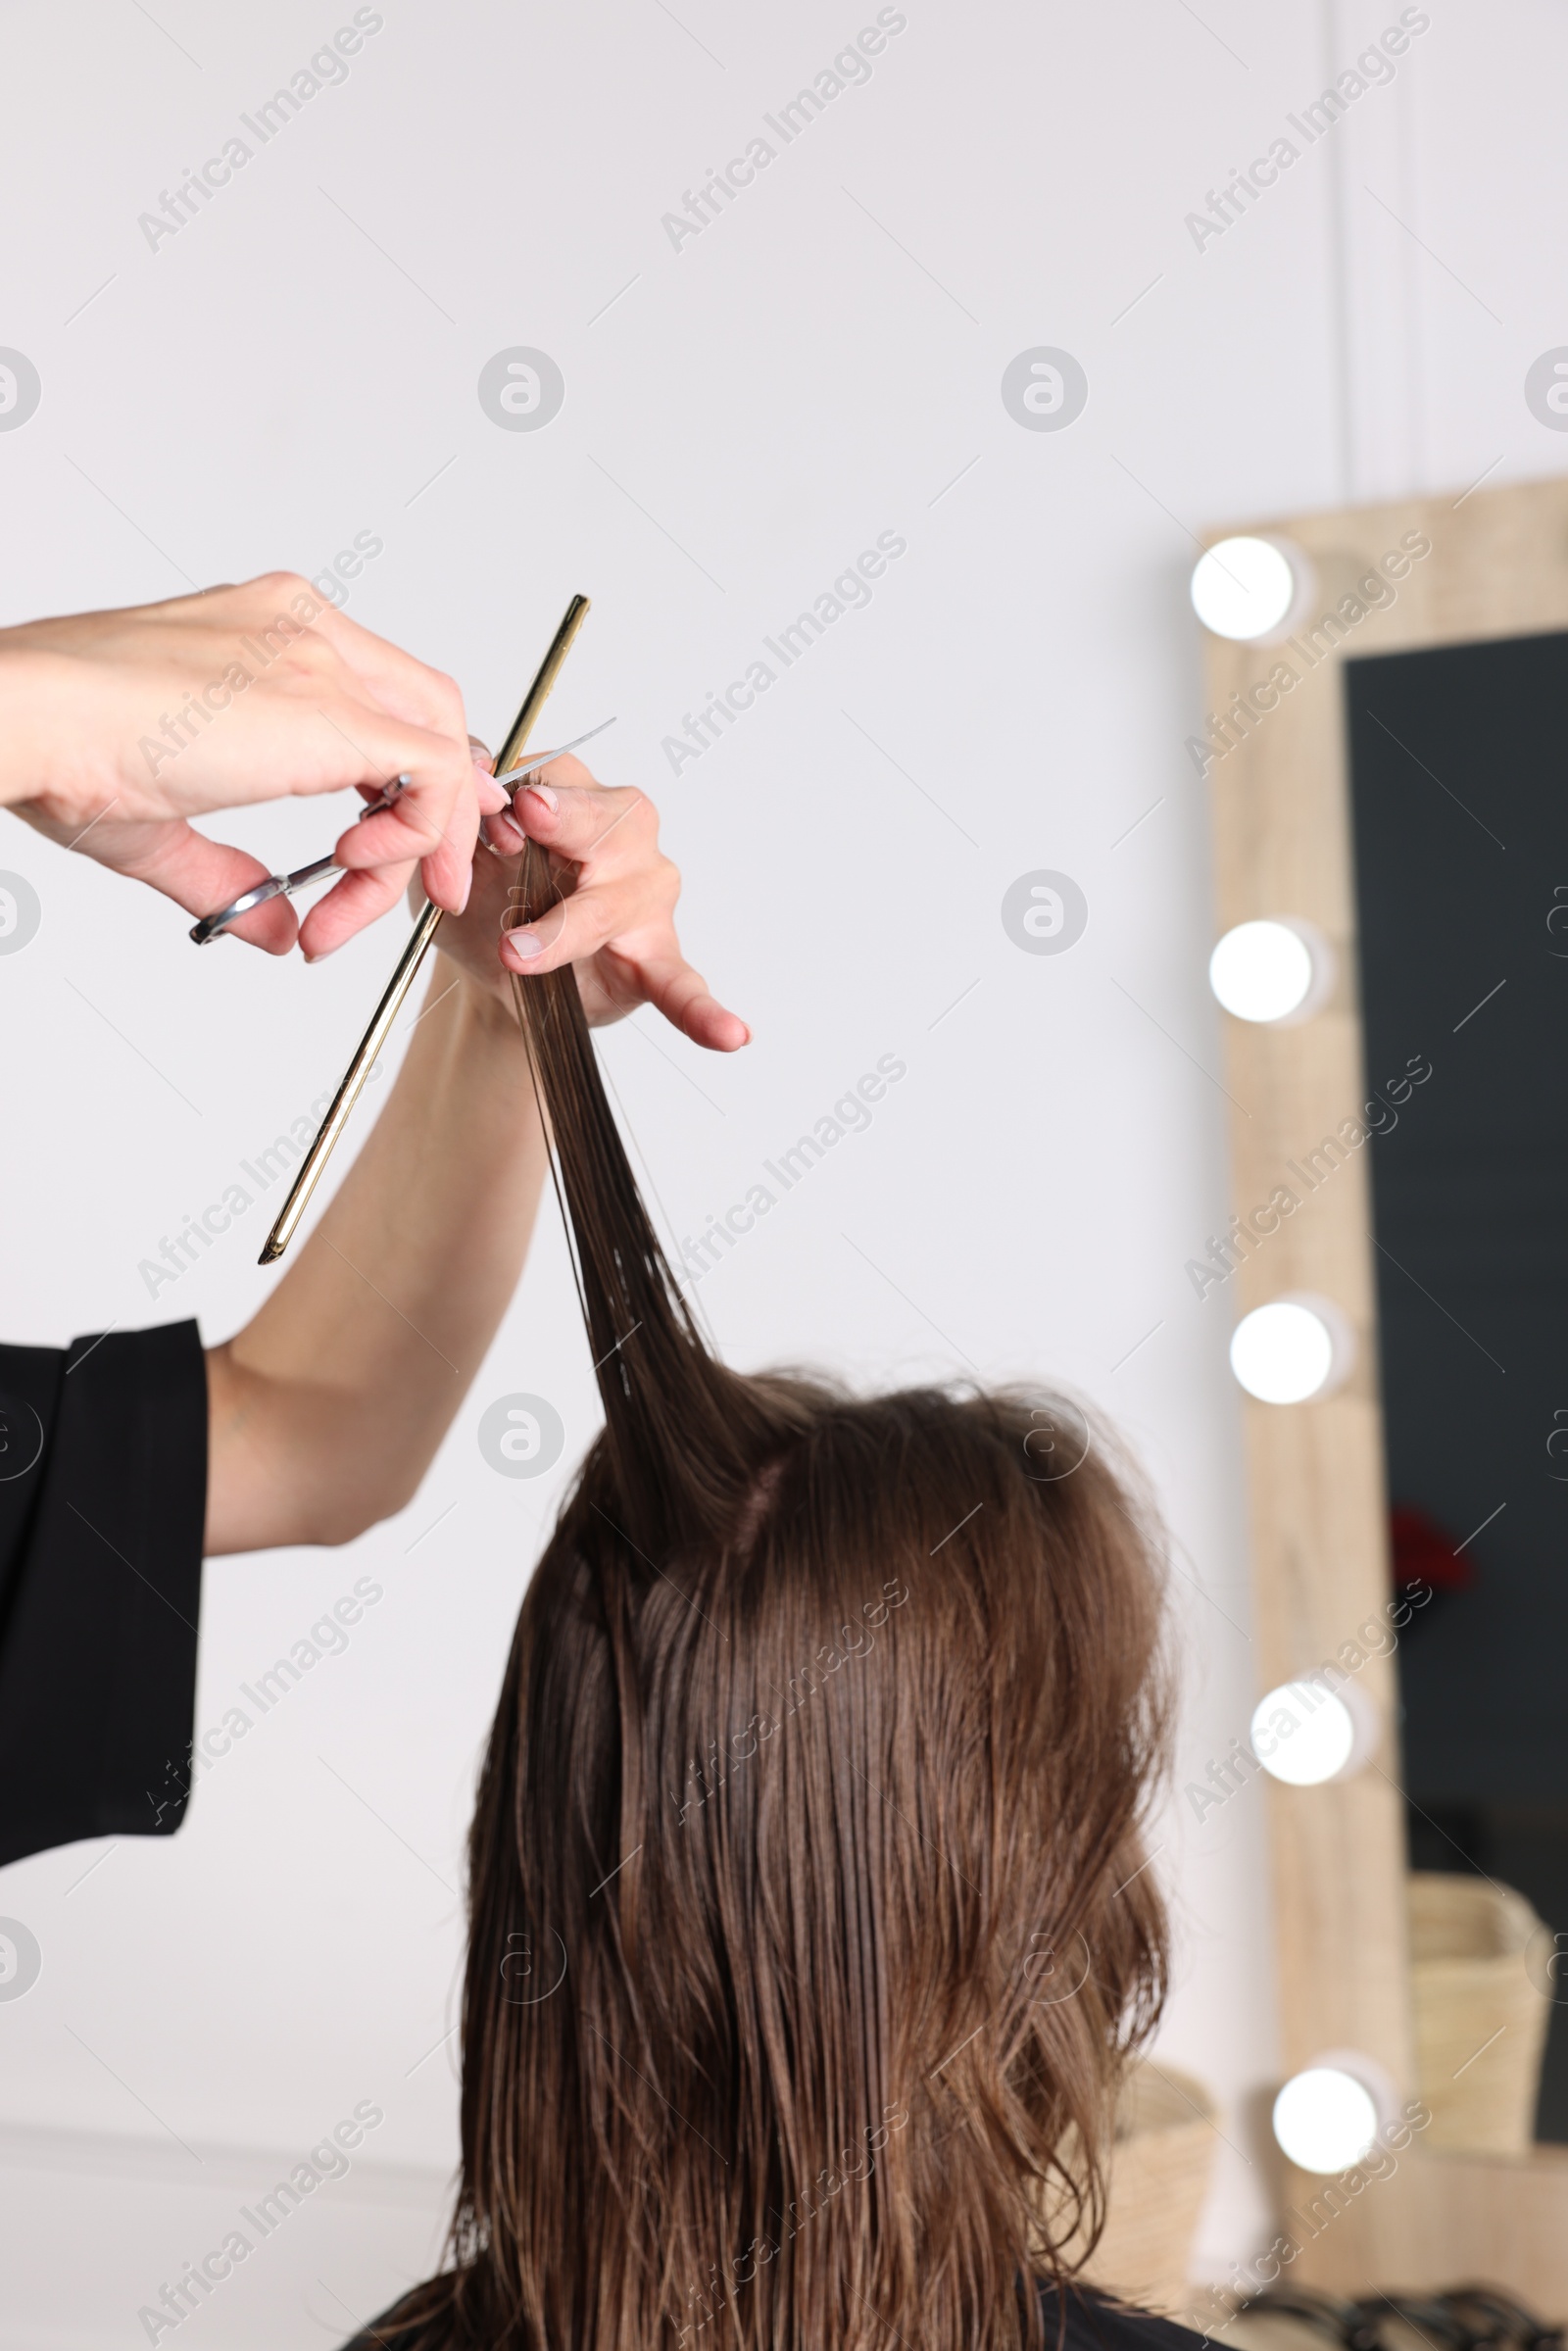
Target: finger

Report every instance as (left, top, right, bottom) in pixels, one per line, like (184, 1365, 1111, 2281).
(106, 821, 300, 955)
(482, 807, 529, 857)
(468, 737, 516, 841)
(504, 751, 596, 792)
(620, 950, 752, 1052)
(332, 794, 459, 906)
(499, 874, 683, 998)
(498, 880, 608, 977)
(482, 737, 557, 853)
(298, 857, 419, 960)
(319, 712, 479, 913)
(500, 887, 750, 1048)
(418, 807, 478, 920)
(220, 896, 300, 954)
(380, 741, 505, 818)
(508, 776, 660, 872)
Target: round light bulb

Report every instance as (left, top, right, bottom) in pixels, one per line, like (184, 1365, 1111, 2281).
(1230, 1298, 1349, 1405)
(1209, 920, 1327, 1024)
(1250, 1684, 1355, 1785)
(1272, 2066, 1379, 2173)
(1191, 535, 1307, 642)
(1252, 1677, 1379, 1784)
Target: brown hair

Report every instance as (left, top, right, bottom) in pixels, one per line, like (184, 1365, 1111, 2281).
(382, 845, 1171, 2351)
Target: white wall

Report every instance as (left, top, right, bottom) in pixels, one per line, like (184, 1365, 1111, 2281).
(2, 0, 1564, 2340)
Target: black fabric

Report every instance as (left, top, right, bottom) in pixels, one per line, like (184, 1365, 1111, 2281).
(0, 1322, 207, 1868)
(339, 2279, 1209, 2350)
(1049, 2287, 1208, 2351)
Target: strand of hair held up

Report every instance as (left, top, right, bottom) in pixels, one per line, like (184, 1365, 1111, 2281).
(504, 836, 776, 1562)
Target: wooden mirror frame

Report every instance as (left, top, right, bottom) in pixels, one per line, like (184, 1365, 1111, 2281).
(1200, 474, 1568, 2305)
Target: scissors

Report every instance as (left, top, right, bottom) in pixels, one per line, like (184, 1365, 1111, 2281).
(188, 716, 617, 944)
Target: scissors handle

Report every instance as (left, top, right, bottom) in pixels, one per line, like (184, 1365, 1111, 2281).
(189, 720, 614, 948)
(188, 781, 409, 945)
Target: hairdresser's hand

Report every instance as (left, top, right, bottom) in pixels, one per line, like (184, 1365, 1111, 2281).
(0, 574, 508, 956)
(434, 746, 750, 1051)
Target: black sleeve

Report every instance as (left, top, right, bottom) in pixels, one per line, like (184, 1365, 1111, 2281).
(0, 1322, 208, 1869)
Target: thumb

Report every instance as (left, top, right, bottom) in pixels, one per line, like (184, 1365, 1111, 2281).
(81, 815, 300, 955)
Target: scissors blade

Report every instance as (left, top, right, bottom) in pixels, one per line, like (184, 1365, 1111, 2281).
(493, 715, 616, 791)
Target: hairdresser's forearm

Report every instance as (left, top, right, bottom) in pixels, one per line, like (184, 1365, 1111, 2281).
(204, 966, 549, 1552)
(0, 640, 65, 807)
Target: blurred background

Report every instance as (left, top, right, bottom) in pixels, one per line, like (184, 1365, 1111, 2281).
(1, 1, 1561, 2340)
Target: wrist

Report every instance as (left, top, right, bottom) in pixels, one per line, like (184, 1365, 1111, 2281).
(465, 978, 522, 1041)
(437, 962, 525, 1043)
(0, 638, 122, 828)
(0, 637, 58, 810)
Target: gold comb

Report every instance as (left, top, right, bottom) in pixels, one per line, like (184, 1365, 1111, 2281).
(258, 592, 592, 1264)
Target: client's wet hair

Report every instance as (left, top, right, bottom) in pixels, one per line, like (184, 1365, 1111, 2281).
(384, 848, 1171, 2351)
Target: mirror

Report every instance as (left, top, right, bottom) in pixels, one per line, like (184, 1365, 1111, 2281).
(1346, 628, 1568, 2141)
(1200, 475, 1568, 2297)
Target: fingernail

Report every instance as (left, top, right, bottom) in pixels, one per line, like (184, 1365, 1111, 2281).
(505, 930, 543, 962)
(522, 781, 558, 813)
(488, 814, 525, 854)
(456, 870, 472, 913)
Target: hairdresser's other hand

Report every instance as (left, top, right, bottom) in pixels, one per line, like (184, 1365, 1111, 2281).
(0, 574, 508, 956)
(435, 749, 750, 1052)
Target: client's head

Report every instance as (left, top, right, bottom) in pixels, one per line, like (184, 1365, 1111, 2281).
(396, 852, 1171, 2351)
